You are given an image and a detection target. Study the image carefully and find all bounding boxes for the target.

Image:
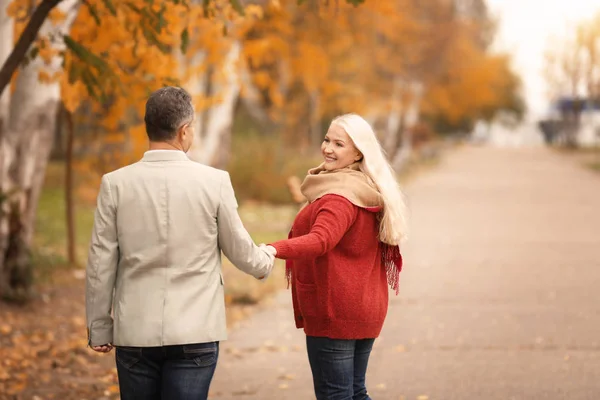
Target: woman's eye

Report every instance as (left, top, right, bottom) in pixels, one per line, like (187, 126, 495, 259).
(336, 143, 343, 147)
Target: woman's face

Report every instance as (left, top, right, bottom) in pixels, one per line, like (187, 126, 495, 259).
(321, 124, 362, 171)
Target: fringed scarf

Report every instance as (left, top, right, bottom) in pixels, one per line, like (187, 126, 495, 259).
(288, 162, 403, 295)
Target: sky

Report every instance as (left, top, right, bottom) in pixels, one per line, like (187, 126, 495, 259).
(487, 0, 600, 120)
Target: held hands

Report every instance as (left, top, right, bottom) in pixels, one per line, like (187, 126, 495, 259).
(257, 244, 277, 281)
(259, 244, 277, 257)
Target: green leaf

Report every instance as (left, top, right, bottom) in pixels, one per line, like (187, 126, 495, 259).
(157, 5, 167, 30)
(29, 46, 39, 61)
(67, 62, 81, 84)
(81, 69, 99, 101)
(202, 0, 210, 17)
(102, 0, 117, 16)
(63, 35, 109, 73)
(83, 0, 101, 25)
(125, 2, 141, 14)
(229, 0, 245, 15)
(180, 28, 189, 54)
(141, 26, 170, 54)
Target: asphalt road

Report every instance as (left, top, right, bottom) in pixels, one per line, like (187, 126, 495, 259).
(210, 145, 600, 400)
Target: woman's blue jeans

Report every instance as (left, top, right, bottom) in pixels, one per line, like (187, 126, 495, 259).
(306, 336, 375, 400)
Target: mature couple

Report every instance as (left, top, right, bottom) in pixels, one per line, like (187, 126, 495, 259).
(85, 86, 407, 400)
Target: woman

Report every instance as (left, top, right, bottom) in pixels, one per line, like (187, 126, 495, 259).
(265, 113, 408, 400)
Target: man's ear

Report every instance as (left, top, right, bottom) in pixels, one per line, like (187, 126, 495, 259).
(177, 124, 188, 140)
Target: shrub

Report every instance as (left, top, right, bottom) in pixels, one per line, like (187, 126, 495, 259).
(228, 134, 321, 204)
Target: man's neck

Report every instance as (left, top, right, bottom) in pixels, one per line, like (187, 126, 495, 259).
(148, 141, 184, 152)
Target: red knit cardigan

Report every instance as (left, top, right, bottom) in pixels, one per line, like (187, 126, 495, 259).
(270, 194, 401, 339)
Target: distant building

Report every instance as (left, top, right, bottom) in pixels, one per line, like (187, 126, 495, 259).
(538, 97, 600, 147)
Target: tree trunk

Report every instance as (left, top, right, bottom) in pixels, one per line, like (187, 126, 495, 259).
(0, 0, 79, 301)
(64, 106, 76, 266)
(239, 59, 269, 126)
(392, 82, 423, 172)
(0, 0, 11, 129)
(188, 41, 241, 168)
(383, 76, 403, 158)
(0, 0, 63, 97)
(308, 90, 321, 147)
(0, 0, 16, 299)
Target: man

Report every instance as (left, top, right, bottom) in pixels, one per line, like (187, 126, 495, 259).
(85, 86, 274, 399)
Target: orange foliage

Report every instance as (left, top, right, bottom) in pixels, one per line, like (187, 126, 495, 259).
(48, 0, 521, 196)
(240, 0, 519, 136)
(59, 0, 258, 197)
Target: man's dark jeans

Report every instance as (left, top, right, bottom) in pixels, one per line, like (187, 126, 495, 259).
(306, 336, 375, 400)
(115, 342, 219, 400)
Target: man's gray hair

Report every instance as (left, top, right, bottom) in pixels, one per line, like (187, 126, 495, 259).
(144, 86, 194, 142)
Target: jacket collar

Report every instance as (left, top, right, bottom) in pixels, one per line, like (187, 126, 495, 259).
(141, 150, 190, 162)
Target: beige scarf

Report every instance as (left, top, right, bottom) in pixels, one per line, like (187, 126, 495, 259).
(300, 162, 383, 208)
(292, 162, 403, 295)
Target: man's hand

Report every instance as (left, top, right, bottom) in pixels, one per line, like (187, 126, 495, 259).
(260, 244, 277, 257)
(91, 344, 113, 353)
(256, 244, 277, 280)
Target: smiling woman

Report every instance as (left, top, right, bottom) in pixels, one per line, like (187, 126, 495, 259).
(264, 113, 408, 400)
(321, 124, 363, 171)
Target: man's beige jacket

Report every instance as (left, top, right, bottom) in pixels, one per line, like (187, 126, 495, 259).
(85, 151, 273, 347)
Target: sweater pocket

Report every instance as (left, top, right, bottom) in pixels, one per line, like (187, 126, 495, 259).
(295, 281, 318, 318)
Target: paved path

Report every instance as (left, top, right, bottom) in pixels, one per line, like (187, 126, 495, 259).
(210, 145, 600, 400)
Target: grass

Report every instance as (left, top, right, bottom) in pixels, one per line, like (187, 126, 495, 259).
(588, 162, 600, 171)
(553, 145, 600, 174)
(33, 161, 296, 304)
(33, 163, 95, 282)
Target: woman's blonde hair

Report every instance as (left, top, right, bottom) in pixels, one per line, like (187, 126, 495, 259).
(331, 113, 409, 244)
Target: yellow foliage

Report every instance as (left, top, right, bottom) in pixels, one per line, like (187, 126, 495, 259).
(48, 0, 521, 199)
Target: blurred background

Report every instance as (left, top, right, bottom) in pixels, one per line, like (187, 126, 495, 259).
(0, 0, 599, 398)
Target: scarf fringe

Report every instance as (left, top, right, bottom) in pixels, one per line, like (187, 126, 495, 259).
(285, 260, 293, 289)
(381, 243, 403, 295)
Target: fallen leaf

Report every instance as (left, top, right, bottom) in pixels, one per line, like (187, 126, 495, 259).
(107, 384, 120, 394)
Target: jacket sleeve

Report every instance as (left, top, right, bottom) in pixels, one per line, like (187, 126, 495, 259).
(85, 175, 119, 347)
(217, 172, 274, 279)
(270, 195, 357, 260)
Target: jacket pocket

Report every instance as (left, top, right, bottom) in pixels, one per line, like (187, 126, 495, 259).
(295, 281, 318, 318)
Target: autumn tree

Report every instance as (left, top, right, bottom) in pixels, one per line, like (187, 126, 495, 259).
(0, 0, 523, 301)
(0, 0, 80, 302)
(545, 12, 600, 101)
(0, 0, 193, 301)
(239, 0, 522, 158)
(543, 11, 600, 145)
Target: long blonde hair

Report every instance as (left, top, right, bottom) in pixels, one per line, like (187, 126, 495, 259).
(331, 113, 409, 244)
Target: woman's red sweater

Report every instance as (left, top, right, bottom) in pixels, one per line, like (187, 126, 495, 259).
(270, 194, 389, 339)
